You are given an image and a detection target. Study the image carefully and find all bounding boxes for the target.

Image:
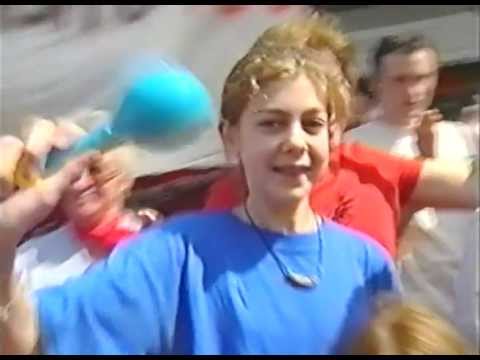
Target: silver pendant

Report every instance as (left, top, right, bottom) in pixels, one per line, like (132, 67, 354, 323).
(286, 271, 318, 289)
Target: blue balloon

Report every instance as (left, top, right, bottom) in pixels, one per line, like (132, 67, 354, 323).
(113, 68, 214, 140)
(44, 65, 215, 173)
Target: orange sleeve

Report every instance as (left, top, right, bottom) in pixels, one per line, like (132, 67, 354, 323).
(340, 142, 423, 208)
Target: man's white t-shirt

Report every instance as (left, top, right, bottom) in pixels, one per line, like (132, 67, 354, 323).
(14, 225, 94, 294)
(346, 120, 479, 349)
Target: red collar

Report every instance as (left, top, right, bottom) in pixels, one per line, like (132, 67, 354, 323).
(73, 212, 143, 254)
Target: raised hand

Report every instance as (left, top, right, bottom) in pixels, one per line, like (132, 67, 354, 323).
(415, 108, 443, 158)
(0, 119, 97, 254)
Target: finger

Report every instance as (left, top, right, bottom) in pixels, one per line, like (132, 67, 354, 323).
(53, 121, 87, 150)
(39, 151, 100, 207)
(137, 208, 160, 222)
(23, 118, 56, 161)
(13, 151, 43, 189)
(0, 153, 95, 238)
(419, 116, 441, 132)
(423, 109, 443, 123)
(0, 136, 25, 198)
(428, 112, 443, 123)
(0, 154, 95, 238)
(424, 108, 441, 116)
(15, 118, 57, 189)
(418, 110, 442, 131)
(16, 118, 57, 188)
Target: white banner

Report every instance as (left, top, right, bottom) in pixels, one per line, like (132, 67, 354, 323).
(3, 6, 477, 176)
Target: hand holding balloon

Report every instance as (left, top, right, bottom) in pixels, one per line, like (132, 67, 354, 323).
(14, 65, 215, 188)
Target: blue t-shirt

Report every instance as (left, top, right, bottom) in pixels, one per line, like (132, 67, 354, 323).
(36, 211, 396, 355)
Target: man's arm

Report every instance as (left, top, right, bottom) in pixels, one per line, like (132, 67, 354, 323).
(0, 258, 39, 355)
(0, 132, 96, 354)
(408, 157, 479, 211)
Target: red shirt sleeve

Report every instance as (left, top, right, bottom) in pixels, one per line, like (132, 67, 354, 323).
(203, 168, 246, 210)
(340, 142, 423, 213)
(396, 156, 423, 207)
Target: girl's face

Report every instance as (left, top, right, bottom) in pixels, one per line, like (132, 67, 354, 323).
(226, 73, 331, 206)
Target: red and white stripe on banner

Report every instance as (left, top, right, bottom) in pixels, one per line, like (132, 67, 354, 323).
(214, 5, 291, 17)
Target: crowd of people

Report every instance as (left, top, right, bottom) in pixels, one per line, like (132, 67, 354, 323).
(0, 12, 478, 355)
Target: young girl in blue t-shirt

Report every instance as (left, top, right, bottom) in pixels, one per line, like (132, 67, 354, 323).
(0, 15, 396, 355)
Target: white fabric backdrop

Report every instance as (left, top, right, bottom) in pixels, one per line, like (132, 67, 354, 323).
(2, 6, 478, 176)
(0, 5, 308, 176)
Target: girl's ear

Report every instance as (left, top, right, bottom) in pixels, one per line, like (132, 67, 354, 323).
(220, 121, 240, 164)
(328, 120, 342, 151)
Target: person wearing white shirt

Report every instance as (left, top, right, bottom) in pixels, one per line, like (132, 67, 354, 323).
(346, 33, 478, 350)
(5, 117, 157, 295)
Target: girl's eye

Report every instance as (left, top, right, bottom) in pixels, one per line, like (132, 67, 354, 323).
(303, 118, 326, 133)
(259, 119, 283, 128)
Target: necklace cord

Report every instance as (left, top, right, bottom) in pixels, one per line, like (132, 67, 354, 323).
(243, 204, 323, 288)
